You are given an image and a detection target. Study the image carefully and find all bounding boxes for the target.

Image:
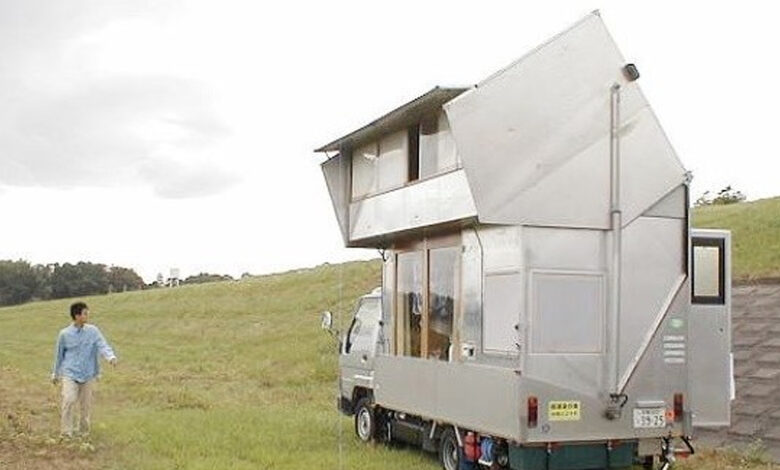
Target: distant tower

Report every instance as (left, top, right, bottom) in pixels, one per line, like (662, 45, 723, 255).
(169, 268, 181, 287)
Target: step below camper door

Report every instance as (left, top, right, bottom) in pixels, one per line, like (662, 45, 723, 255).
(688, 230, 732, 427)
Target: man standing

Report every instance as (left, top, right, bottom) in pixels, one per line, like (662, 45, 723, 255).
(51, 302, 117, 438)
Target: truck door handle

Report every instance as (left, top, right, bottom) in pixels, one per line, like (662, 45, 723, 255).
(361, 354, 368, 363)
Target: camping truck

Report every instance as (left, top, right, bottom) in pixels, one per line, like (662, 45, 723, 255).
(316, 12, 732, 470)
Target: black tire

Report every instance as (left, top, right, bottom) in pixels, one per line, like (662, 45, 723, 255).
(439, 427, 460, 470)
(354, 398, 376, 442)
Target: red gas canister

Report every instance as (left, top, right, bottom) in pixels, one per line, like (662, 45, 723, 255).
(463, 432, 481, 462)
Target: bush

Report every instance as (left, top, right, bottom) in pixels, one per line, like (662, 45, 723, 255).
(695, 185, 746, 207)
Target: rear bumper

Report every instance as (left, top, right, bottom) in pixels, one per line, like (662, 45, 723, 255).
(508, 441, 637, 470)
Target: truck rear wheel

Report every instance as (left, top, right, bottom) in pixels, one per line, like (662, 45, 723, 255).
(354, 398, 376, 442)
(439, 427, 460, 470)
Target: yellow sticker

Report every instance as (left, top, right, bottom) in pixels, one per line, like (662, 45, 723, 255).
(548, 401, 581, 421)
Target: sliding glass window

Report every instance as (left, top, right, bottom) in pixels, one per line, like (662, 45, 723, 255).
(394, 238, 460, 360)
(396, 251, 423, 357)
(427, 247, 458, 361)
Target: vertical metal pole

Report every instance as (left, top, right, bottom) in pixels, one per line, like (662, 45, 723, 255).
(608, 84, 622, 396)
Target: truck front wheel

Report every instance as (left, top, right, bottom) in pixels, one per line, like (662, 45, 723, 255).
(439, 427, 460, 470)
(354, 398, 376, 442)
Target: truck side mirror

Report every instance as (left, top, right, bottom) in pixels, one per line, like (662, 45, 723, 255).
(321, 311, 333, 331)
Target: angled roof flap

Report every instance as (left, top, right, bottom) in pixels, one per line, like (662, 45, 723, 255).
(315, 87, 467, 153)
(444, 13, 687, 228)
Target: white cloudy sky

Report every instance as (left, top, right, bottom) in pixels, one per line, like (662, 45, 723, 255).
(1, 0, 778, 281)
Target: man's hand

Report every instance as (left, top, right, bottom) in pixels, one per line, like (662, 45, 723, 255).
(51, 375, 59, 385)
(109, 357, 118, 367)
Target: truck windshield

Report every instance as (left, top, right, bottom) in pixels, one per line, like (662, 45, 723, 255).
(355, 297, 380, 321)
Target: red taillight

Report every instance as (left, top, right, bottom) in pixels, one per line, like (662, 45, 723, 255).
(528, 396, 538, 428)
(464, 432, 481, 462)
(674, 393, 684, 422)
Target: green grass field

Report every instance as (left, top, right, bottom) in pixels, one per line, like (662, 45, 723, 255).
(1, 260, 444, 469)
(2, 197, 779, 469)
(693, 196, 780, 281)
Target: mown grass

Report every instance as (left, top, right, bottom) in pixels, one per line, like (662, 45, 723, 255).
(0, 260, 440, 469)
(677, 441, 779, 470)
(693, 196, 780, 281)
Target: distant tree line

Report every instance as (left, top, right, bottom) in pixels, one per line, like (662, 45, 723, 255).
(0, 260, 144, 307)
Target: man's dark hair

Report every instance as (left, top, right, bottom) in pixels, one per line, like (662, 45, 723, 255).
(70, 302, 88, 320)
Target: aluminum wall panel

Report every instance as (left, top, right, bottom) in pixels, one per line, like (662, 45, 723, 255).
(618, 217, 686, 376)
(374, 355, 522, 440)
(523, 227, 607, 397)
(522, 287, 689, 443)
(689, 230, 732, 426)
(444, 13, 686, 229)
(531, 272, 605, 354)
(459, 229, 484, 361)
(523, 227, 605, 272)
(321, 154, 350, 243)
(382, 257, 395, 354)
(479, 226, 523, 273)
(619, 285, 689, 432)
(469, 226, 525, 367)
(348, 169, 477, 243)
(643, 185, 686, 219)
(483, 273, 523, 355)
(524, 354, 605, 400)
(618, 109, 687, 224)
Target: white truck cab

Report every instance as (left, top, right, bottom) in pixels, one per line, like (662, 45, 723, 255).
(333, 288, 383, 424)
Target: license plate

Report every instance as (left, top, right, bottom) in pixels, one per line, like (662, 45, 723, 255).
(633, 408, 666, 428)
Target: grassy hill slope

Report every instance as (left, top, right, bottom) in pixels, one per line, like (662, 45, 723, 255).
(693, 196, 780, 281)
(1, 260, 445, 469)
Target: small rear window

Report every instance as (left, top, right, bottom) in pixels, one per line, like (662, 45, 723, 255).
(692, 237, 725, 305)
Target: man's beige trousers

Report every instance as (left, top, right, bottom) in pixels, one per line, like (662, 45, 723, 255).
(61, 377, 94, 437)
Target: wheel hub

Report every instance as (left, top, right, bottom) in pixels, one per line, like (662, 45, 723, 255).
(357, 409, 371, 439)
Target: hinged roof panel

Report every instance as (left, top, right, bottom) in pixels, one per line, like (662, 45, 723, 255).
(444, 12, 687, 229)
(315, 86, 467, 153)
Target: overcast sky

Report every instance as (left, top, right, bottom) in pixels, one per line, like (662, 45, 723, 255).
(1, 0, 778, 281)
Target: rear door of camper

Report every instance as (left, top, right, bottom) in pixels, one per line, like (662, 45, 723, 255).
(689, 229, 732, 426)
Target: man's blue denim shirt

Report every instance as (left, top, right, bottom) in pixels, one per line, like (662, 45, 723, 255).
(52, 324, 116, 383)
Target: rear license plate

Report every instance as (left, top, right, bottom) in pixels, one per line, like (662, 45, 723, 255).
(633, 408, 666, 428)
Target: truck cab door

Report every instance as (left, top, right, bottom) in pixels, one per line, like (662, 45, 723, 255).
(689, 229, 732, 427)
(339, 297, 382, 399)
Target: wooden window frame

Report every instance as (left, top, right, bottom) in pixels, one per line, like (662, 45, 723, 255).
(392, 232, 461, 359)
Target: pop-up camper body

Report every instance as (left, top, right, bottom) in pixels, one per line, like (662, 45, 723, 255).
(316, 13, 731, 470)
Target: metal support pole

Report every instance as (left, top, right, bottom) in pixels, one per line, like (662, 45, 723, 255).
(607, 83, 623, 399)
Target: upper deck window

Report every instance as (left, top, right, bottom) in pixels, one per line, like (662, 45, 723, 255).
(420, 111, 459, 179)
(351, 130, 409, 199)
(350, 111, 460, 201)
